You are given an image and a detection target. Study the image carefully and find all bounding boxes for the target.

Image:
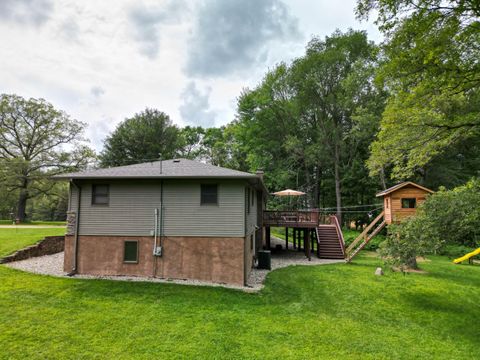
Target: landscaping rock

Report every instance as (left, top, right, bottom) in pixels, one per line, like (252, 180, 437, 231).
(375, 267, 384, 276)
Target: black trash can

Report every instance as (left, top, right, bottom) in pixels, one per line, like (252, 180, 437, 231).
(257, 250, 271, 270)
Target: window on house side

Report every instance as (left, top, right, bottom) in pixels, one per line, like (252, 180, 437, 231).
(92, 184, 109, 205)
(401, 198, 416, 209)
(123, 241, 138, 263)
(201, 184, 218, 205)
(246, 188, 250, 214)
(251, 189, 254, 206)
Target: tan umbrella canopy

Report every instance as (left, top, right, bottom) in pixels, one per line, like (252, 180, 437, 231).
(272, 189, 306, 196)
(272, 189, 306, 209)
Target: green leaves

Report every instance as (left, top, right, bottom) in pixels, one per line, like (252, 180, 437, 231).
(99, 109, 181, 167)
(359, 0, 480, 180)
(0, 93, 95, 220)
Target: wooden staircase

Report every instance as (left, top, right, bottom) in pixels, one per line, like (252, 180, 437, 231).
(346, 211, 386, 262)
(316, 216, 345, 259)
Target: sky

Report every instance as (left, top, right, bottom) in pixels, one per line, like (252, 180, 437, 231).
(0, 0, 382, 151)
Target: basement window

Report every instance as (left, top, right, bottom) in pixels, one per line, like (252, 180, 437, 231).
(123, 240, 138, 263)
(201, 184, 218, 205)
(401, 198, 416, 209)
(92, 184, 109, 205)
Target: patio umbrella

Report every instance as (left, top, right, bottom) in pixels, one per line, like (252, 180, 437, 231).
(272, 189, 306, 196)
(272, 189, 306, 209)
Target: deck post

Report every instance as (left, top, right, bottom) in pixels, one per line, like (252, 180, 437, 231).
(285, 227, 289, 250)
(266, 227, 271, 249)
(306, 229, 311, 261)
(298, 228, 303, 251)
(293, 228, 297, 249)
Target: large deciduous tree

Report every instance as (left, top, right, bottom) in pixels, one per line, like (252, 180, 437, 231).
(100, 109, 182, 167)
(234, 31, 385, 221)
(357, 0, 480, 179)
(0, 94, 95, 222)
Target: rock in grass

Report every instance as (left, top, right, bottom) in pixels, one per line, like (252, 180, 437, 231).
(375, 267, 384, 276)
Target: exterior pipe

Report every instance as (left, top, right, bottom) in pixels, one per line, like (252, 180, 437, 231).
(153, 208, 158, 277)
(68, 180, 81, 276)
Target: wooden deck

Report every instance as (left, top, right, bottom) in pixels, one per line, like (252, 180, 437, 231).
(263, 210, 331, 228)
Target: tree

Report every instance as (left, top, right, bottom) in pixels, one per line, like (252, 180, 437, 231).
(0, 94, 95, 222)
(288, 30, 382, 221)
(100, 109, 182, 167)
(233, 31, 385, 219)
(178, 126, 205, 160)
(357, 0, 480, 179)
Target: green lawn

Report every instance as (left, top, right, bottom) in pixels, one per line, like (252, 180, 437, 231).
(0, 220, 66, 225)
(0, 227, 478, 359)
(0, 228, 65, 257)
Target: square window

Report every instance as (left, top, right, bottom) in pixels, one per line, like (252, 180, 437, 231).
(401, 198, 416, 209)
(124, 241, 138, 263)
(201, 184, 218, 205)
(92, 184, 109, 205)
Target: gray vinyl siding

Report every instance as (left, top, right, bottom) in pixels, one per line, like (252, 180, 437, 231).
(163, 180, 245, 237)
(78, 181, 160, 236)
(71, 179, 247, 237)
(245, 186, 257, 237)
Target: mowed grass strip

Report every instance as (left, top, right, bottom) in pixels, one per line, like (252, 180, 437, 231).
(0, 228, 65, 257)
(0, 248, 478, 359)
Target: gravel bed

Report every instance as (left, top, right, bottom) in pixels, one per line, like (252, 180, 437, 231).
(4, 236, 344, 292)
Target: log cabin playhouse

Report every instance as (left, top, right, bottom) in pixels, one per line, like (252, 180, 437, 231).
(345, 181, 434, 261)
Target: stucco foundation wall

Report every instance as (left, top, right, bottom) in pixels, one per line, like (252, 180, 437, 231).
(64, 235, 246, 285)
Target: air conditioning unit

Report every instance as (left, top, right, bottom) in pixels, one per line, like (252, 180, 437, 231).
(153, 246, 163, 257)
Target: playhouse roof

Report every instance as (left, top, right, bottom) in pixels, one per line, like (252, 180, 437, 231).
(375, 181, 434, 197)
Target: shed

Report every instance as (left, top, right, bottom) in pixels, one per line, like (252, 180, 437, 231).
(376, 182, 434, 224)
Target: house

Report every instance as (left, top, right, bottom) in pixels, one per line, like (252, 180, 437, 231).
(376, 181, 434, 224)
(55, 159, 266, 286)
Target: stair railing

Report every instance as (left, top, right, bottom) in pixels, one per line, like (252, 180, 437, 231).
(329, 215, 346, 256)
(346, 211, 385, 262)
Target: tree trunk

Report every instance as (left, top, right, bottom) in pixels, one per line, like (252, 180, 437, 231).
(313, 165, 320, 208)
(334, 143, 342, 224)
(16, 178, 29, 222)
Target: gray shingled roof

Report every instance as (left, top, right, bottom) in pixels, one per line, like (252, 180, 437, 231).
(54, 158, 259, 180)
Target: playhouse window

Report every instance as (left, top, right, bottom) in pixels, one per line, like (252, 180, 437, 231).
(201, 184, 218, 205)
(92, 184, 109, 205)
(401, 198, 416, 209)
(123, 240, 138, 263)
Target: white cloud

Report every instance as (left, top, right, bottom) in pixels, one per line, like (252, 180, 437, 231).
(0, 0, 382, 152)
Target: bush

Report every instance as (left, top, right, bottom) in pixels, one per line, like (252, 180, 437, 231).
(438, 244, 476, 259)
(380, 219, 443, 269)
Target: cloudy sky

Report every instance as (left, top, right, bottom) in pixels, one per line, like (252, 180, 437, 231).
(0, 0, 381, 151)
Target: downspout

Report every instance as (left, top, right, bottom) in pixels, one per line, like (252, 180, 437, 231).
(68, 180, 81, 276)
(152, 208, 158, 277)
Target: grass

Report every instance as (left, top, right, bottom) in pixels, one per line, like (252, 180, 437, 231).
(0, 228, 65, 257)
(0, 220, 66, 226)
(0, 228, 479, 359)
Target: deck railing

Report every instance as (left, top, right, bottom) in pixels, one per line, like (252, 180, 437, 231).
(263, 210, 333, 227)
